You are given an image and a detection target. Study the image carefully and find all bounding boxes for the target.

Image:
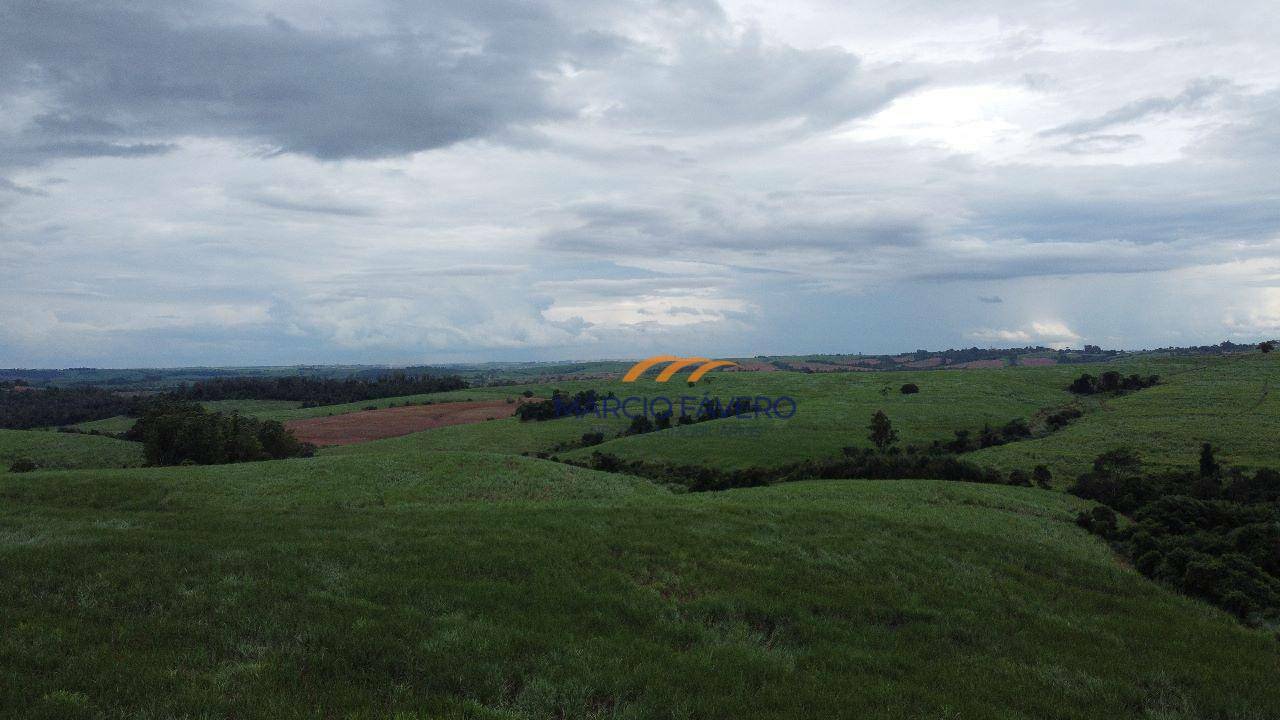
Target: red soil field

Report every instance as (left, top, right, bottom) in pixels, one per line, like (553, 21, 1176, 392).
(285, 400, 526, 446)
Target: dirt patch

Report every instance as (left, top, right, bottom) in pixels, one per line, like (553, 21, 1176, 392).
(285, 400, 526, 446)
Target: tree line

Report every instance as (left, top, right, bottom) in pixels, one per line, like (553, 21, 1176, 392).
(1068, 370, 1160, 395)
(174, 371, 467, 406)
(0, 385, 141, 429)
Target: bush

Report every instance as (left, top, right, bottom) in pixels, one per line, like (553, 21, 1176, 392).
(580, 432, 604, 447)
(514, 400, 558, 422)
(8, 457, 38, 473)
(1044, 406, 1083, 430)
(1033, 465, 1052, 488)
(900, 383, 920, 394)
(1075, 506, 1118, 538)
(627, 415, 655, 435)
(1008, 469, 1032, 487)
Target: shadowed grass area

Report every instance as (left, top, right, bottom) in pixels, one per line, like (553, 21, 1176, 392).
(1, 452, 1277, 719)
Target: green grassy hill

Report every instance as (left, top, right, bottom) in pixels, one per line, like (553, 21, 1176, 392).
(2, 449, 1277, 718)
(4, 353, 1279, 718)
(0, 429, 143, 473)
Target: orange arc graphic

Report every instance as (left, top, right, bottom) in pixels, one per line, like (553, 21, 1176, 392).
(687, 360, 738, 382)
(655, 357, 710, 382)
(621, 355, 682, 382)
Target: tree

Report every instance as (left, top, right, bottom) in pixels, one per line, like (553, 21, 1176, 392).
(1199, 442, 1220, 479)
(1261, 341, 1275, 354)
(900, 383, 920, 395)
(868, 410, 899, 452)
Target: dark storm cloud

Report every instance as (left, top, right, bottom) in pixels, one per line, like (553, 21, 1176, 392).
(0, 0, 908, 167)
(0, 0, 578, 163)
(1041, 77, 1230, 137)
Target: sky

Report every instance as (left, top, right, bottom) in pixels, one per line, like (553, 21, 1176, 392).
(2, 0, 1280, 367)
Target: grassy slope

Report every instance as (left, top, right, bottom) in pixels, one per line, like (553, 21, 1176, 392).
(2, 451, 1277, 718)
(67, 415, 137, 435)
(972, 353, 1280, 478)
(0, 429, 143, 473)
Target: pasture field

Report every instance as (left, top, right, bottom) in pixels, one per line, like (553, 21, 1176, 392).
(2, 448, 1279, 719)
(2, 352, 1278, 718)
(972, 353, 1280, 477)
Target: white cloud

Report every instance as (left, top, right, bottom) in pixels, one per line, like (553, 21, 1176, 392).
(970, 320, 1081, 348)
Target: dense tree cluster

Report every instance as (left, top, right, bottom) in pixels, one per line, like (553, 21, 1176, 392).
(125, 400, 314, 466)
(176, 372, 467, 406)
(1071, 446, 1280, 623)
(0, 385, 140, 429)
(1068, 371, 1160, 395)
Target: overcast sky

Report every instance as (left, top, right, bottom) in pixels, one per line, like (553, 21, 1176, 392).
(3, 0, 1279, 367)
